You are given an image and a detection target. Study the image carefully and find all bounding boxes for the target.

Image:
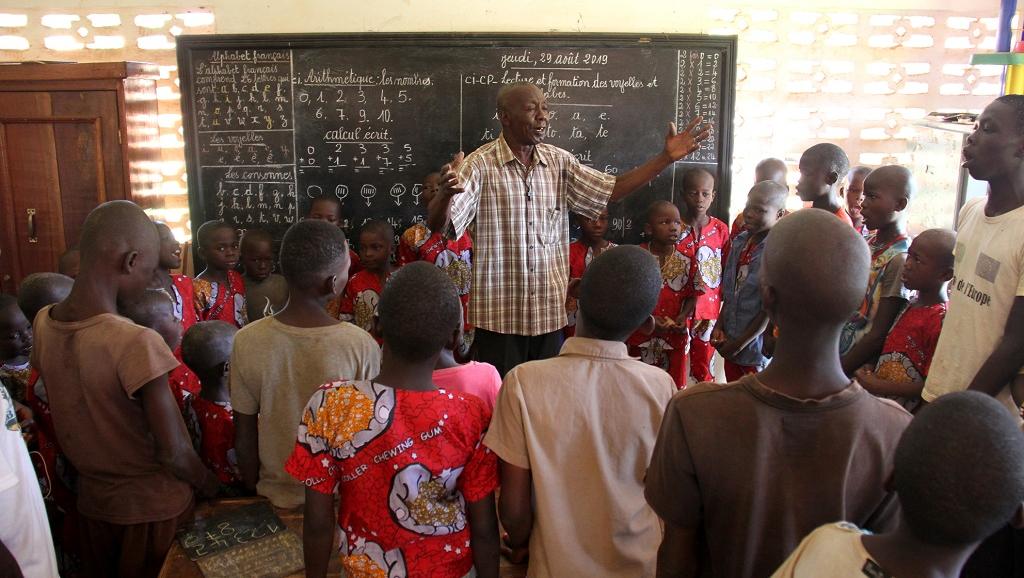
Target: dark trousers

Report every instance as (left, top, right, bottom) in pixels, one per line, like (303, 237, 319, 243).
(473, 328, 564, 378)
(79, 503, 193, 578)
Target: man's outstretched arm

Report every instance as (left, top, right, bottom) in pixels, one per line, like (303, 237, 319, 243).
(611, 117, 711, 202)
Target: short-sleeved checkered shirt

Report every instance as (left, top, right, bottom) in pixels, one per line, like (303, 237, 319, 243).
(449, 135, 615, 336)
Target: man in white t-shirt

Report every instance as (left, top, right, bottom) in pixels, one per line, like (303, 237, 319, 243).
(924, 95, 1024, 410)
(0, 382, 58, 577)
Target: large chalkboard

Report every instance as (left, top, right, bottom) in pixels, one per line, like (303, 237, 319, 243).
(178, 34, 736, 245)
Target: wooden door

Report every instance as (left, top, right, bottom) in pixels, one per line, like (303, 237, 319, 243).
(0, 90, 122, 292)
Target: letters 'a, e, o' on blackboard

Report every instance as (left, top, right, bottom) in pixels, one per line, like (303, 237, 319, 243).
(177, 33, 737, 245)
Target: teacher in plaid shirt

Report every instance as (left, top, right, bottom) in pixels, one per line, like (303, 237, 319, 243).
(428, 82, 711, 376)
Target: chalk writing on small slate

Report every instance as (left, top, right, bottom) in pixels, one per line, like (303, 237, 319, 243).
(178, 34, 737, 245)
(177, 501, 286, 560)
(195, 530, 304, 578)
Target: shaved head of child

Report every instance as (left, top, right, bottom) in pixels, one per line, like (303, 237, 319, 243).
(762, 208, 870, 326)
(895, 391, 1024, 546)
(742, 181, 789, 234)
(17, 272, 73, 322)
(755, 158, 788, 188)
(797, 143, 851, 204)
(78, 200, 162, 301)
(902, 228, 956, 294)
(578, 245, 662, 341)
(860, 165, 914, 232)
(279, 219, 350, 295)
(181, 320, 237, 383)
(121, 289, 182, 351)
(379, 261, 461, 362)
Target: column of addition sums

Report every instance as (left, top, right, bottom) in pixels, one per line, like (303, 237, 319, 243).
(292, 65, 426, 222)
(194, 48, 298, 229)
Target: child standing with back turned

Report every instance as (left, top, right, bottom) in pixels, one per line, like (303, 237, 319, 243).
(286, 262, 499, 578)
(628, 201, 695, 388)
(712, 181, 788, 380)
(647, 209, 911, 578)
(193, 220, 247, 328)
(182, 321, 241, 489)
(772, 391, 1024, 578)
(679, 168, 729, 383)
(231, 220, 380, 510)
(32, 201, 219, 577)
(487, 246, 675, 577)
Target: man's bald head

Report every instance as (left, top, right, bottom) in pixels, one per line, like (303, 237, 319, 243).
(496, 82, 543, 114)
(755, 158, 788, 187)
(865, 165, 915, 202)
(763, 208, 870, 324)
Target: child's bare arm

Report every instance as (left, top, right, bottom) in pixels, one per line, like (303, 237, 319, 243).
(656, 522, 700, 578)
(139, 376, 219, 497)
(968, 297, 1024, 396)
(676, 296, 697, 325)
(234, 411, 259, 492)
(719, 311, 769, 357)
(497, 459, 533, 549)
(841, 297, 907, 375)
(302, 487, 336, 578)
(467, 493, 499, 578)
(854, 366, 924, 399)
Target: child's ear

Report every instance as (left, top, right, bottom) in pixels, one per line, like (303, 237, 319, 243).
(895, 196, 909, 212)
(122, 250, 139, 274)
(826, 170, 840, 186)
(218, 361, 230, 379)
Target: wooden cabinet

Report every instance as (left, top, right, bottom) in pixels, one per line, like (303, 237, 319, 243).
(0, 62, 161, 293)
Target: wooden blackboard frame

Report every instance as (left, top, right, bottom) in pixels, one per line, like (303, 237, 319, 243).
(177, 32, 737, 245)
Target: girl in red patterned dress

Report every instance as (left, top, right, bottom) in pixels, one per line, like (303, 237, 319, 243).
(628, 201, 697, 388)
(153, 222, 201, 407)
(181, 320, 241, 489)
(193, 220, 247, 328)
(855, 228, 955, 412)
(678, 168, 730, 383)
(339, 220, 396, 344)
(564, 208, 615, 339)
(286, 263, 498, 578)
(398, 172, 475, 355)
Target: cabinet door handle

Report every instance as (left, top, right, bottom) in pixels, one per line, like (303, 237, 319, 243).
(27, 208, 37, 243)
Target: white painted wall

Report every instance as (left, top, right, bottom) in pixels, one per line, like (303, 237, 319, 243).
(6, 0, 989, 35)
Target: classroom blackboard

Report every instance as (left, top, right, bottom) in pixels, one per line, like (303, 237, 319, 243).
(178, 33, 736, 245)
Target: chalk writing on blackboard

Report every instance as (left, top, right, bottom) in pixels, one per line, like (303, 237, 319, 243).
(195, 529, 304, 578)
(181, 35, 735, 245)
(177, 501, 286, 560)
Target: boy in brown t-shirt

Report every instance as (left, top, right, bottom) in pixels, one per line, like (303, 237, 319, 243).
(645, 209, 912, 578)
(32, 201, 219, 578)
